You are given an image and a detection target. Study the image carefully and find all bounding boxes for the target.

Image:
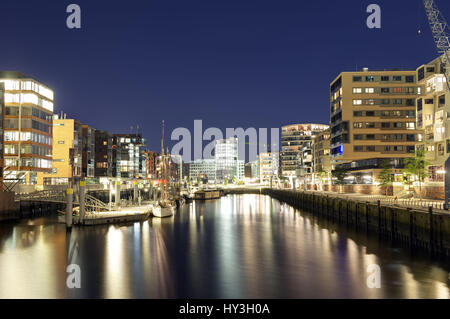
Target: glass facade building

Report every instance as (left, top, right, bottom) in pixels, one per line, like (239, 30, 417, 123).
(0, 71, 53, 184)
(112, 134, 146, 179)
(214, 138, 243, 183)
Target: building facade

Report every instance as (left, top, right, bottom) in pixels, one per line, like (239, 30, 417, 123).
(215, 138, 243, 183)
(415, 56, 450, 182)
(312, 129, 331, 186)
(82, 125, 95, 179)
(281, 124, 329, 178)
(244, 160, 259, 180)
(0, 71, 53, 184)
(94, 130, 112, 178)
(189, 159, 216, 183)
(330, 69, 422, 184)
(258, 152, 279, 184)
(112, 134, 146, 179)
(37, 117, 82, 185)
(142, 150, 159, 179)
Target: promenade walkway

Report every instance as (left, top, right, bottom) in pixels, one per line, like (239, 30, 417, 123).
(301, 189, 448, 212)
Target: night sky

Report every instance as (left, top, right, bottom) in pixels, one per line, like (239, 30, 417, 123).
(1, 0, 449, 156)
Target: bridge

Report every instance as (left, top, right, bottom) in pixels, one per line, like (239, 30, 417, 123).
(16, 190, 110, 212)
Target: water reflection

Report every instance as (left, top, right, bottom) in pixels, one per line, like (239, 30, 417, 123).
(0, 194, 448, 298)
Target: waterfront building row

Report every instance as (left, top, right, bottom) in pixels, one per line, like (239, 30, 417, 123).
(0, 71, 159, 189)
(278, 55, 449, 197)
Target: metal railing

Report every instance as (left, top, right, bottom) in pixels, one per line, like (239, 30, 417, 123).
(16, 190, 111, 212)
(301, 190, 447, 211)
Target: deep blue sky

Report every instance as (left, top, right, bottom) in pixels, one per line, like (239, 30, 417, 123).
(1, 0, 449, 154)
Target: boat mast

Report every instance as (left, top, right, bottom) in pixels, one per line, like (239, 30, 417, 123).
(161, 120, 166, 203)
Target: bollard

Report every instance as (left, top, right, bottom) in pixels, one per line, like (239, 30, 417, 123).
(66, 188, 73, 229)
(115, 181, 121, 209)
(80, 180, 86, 222)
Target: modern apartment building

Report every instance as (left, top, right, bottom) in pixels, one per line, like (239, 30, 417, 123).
(244, 160, 259, 180)
(415, 56, 450, 182)
(280, 124, 329, 177)
(94, 130, 112, 178)
(312, 129, 331, 185)
(329, 69, 422, 184)
(142, 150, 159, 179)
(112, 134, 146, 179)
(82, 125, 95, 178)
(0, 71, 53, 184)
(258, 152, 279, 184)
(189, 159, 216, 183)
(37, 116, 82, 185)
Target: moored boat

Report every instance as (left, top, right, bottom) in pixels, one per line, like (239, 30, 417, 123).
(153, 120, 174, 218)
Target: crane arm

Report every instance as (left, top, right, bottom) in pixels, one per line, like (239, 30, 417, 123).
(423, 0, 450, 91)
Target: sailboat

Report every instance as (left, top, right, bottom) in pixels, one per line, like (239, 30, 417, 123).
(152, 120, 175, 218)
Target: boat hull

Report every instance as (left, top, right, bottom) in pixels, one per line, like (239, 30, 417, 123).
(152, 205, 174, 218)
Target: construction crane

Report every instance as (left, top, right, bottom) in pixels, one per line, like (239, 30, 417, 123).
(422, 0, 450, 91)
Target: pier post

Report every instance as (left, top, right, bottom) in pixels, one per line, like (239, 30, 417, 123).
(115, 181, 121, 209)
(377, 200, 381, 238)
(133, 181, 138, 204)
(408, 208, 414, 250)
(138, 189, 141, 206)
(80, 180, 86, 222)
(429, 206, 434, 254)
(365, 202, 369, 233)
(66, 188, 73, 229)
(109, 180, 113, 211)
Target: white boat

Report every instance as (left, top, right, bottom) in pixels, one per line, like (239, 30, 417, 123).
(152, 202, 174, 218)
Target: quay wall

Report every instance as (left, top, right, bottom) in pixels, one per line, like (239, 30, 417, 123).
(225, 188, 450, 258)
(0, 192, 20, 221)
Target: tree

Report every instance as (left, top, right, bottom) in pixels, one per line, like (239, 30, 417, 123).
(377, 160, 394, 196)
(404, 150, 429, 199)
(332, 166, 347, 193)
(316, 165, 331, 191)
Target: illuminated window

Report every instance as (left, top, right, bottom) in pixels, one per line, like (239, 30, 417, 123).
(407, 122, 415, 129)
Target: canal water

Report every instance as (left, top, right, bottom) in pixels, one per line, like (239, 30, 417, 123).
(0, 194, 449, 298)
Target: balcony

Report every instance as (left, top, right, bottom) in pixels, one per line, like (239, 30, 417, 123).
(425, 74, 446, 94)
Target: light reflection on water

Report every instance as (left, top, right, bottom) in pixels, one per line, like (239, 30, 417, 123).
(0, 194, 448, 298)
